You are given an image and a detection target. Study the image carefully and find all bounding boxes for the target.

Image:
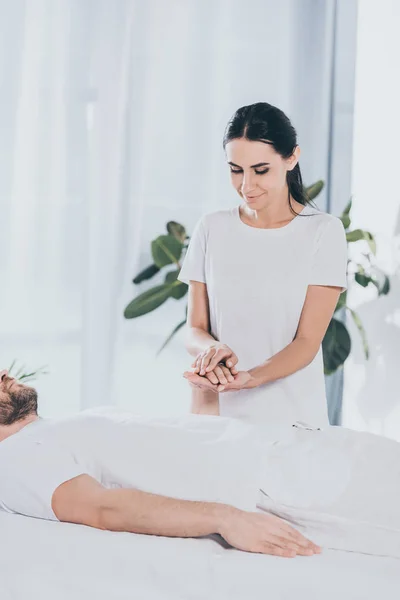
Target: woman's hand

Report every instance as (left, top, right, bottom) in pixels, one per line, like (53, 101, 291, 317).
(192, 343, 239, 377)
(183, 369, 256, 393)
(194, 362, 235, 388)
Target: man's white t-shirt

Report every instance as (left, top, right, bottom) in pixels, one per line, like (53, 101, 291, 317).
(178, 204, 348, 428)
(0, 410, 278, 522)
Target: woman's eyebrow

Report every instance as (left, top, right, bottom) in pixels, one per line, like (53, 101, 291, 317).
(228, 161, 270, 168)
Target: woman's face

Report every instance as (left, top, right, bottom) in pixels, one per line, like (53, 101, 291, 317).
(225, 138, 299, 207)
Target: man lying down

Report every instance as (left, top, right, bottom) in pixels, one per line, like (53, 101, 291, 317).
(0, 370, 399, 560)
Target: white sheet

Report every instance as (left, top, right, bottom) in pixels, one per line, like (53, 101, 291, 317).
(1, 509, 399, 600)
(257, 425, 400, 559)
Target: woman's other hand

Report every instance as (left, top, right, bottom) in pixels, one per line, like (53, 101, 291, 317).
(192, 343, 239, 376)
(194, 362, 235, 388)
(183, 369, 256, 393)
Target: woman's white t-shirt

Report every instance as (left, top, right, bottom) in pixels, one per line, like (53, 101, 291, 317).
(178, 204, 348, 428)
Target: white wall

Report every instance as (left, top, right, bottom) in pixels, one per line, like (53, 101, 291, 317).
(343, 0, 400, 440)
(0, 1, 354, 419)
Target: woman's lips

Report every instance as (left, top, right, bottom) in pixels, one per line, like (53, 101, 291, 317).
(246, 194, 262, 200)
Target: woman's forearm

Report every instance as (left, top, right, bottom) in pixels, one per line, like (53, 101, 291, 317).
(248, 338, 317, 387)
(185, 326, 217, 357)
(100, 487, 228, 538)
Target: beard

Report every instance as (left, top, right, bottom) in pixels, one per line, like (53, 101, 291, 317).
(0, 385, 38, 426)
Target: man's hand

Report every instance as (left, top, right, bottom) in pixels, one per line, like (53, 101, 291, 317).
(183, 370, 256, 392)
(192, 343, 239, 377)
(219, 506, 322, 558)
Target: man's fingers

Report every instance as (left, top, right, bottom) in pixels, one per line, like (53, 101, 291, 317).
(273, 535, 317, 555)
(183, 372, 218, 391)
(266, 515, 321, 552)
(205, 371, 219, 385)
(283, 528, 321, 552)
(212, 366, 228, 385)
(261, 543, 296, 558)
(221, 365, 234, 382)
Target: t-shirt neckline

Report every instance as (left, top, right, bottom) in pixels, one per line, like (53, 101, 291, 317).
(235, 203, 310, 233)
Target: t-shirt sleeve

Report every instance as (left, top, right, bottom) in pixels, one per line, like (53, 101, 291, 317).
(309, 217, 348, 292)
(177, 217, 207, 285)
(0, 440, 88, 521)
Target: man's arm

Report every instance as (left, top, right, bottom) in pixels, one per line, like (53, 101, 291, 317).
(51, 475, 321, 557)
(52, 474, 222, 537)
(185, 281, 220, 414)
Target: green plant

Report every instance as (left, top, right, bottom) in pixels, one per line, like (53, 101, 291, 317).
(124, 182, 390, 373)
(7, 359, 48, 383)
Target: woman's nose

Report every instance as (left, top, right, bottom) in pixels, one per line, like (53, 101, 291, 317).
(241, 172, 257, 194)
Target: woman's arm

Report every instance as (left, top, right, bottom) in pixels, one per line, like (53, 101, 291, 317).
(248, 285, 342, 387)
(184, 281, 216, 356)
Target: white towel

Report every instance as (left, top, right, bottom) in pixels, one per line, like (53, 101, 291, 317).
(257, 425, 400, 559)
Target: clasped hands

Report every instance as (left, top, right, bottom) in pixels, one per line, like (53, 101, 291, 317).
(183, 343, 257, 393)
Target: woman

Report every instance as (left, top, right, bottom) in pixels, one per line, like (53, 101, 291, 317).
(178, 102, 347, 428)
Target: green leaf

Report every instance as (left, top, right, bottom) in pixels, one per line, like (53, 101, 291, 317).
(8, 358, 17, 373)
(170, 282, 188, 300)
(334, 290, 347, 312)
(124, 285, 172, 319)
(165, 270, 179, 284)
(305, 180, 324, 200)
(355, 272, 372, 287)
(133, 264, 160, 284)
(347, 308, 369, 360)
(346, 229, 376, 255)
(322, 318, 351, 374)
(380, 275, 390, 295)
(339, 198, 352, 229)
(19, 368, 49, 383)
(8, 361, 48, 382)
(156, 319, 187, 355)
(370, 266, 391, 295)
(167, 221, 187, 243)
(14, 364, 26, 378)
(164, 269, 188, 300)
(354, 266, 391, 296)
(151, 235, 184, 268)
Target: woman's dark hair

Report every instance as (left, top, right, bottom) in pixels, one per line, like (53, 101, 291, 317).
(223, 102, 313, 215)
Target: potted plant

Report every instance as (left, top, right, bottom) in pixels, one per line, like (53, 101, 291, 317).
(7, 360, 48, 383)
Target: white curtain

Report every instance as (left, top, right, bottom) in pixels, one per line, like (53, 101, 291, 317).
(0, 0, 354, 417)
(343, 0, 400, 441)
(0, 0, 143, 415)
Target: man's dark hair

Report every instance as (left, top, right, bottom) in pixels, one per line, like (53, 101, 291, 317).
(0, 386, 38, 425)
